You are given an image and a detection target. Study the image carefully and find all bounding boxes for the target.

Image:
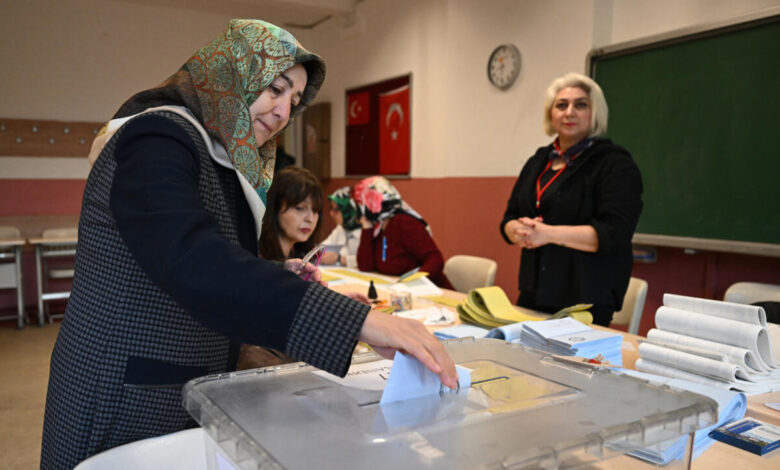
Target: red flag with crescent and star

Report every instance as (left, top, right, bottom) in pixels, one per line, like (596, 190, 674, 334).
(347, 91, 370, 126)
(378, 85, 410, 174)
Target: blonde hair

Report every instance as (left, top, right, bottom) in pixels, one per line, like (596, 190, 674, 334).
(542, 72, 608, 137)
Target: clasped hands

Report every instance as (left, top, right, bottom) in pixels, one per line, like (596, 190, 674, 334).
(506, 216, 551, 249)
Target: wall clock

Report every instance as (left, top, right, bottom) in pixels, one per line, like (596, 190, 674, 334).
(487, 44, 521, 90)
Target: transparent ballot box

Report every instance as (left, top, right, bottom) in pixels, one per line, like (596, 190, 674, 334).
(183, 338, 717, 469)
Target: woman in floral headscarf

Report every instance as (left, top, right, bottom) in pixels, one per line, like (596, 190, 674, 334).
(354, 177, 453, 289)
(42, 20, 455, 468)
(320, 185, 362, 268)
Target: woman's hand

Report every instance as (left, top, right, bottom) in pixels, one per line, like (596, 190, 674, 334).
(516, 217, 551, 249)
(359, 216, 373, 229)
(358, 311, 458, 389)
(344, 292, 371, 304)
(283, 258, 327, 287)
(513, 218, 599, 252)
(319, 250, 339, 265)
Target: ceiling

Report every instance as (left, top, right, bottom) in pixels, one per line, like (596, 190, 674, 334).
(117, 0, 359, 30)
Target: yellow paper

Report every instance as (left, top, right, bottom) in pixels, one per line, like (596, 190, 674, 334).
(323, 268, 392, 284)
(400, 271, 429, 282)
(421, 295, 461, 308)
(470, 287, 540, 324)
(320, 273, 342, 283)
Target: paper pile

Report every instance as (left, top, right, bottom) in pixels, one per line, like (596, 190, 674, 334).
(636, 294, 780, 395)
(456, 286, 592, 328)
(511, 317, 623, 366)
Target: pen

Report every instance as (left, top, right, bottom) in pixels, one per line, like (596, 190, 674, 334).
(302, 248, 323, 281)
(382, 236, 387, 262)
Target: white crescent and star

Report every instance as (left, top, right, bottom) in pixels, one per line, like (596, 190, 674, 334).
(385, 103, 404, 140)
(349, 99, 362, 118)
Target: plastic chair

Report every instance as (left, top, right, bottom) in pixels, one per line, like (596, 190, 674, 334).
(33, 227, 77, 324)
(0, 226, 26, 329)
(74, 428, 208, 470)
(724, 282, 780, 304)
(443, 255, 497, 293)
(611, 277, 648, 335)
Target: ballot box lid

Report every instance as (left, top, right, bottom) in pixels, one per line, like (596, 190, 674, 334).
(183, 338, 717, 469)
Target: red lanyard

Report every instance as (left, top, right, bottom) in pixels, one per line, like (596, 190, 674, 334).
(535, 159, 567, 209)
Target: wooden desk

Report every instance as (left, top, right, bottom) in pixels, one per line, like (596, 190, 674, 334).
(327, 278, 780, 468)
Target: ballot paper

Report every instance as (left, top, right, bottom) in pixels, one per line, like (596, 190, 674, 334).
(517, 317, 624, 366)
(380, 351, 472, 404)
(616, 368, 747, 465)
(313, 352, 471, 405)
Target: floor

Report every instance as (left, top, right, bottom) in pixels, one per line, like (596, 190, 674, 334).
(0, 318, 59, 470)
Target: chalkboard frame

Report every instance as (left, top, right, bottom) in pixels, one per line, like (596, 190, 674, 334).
(587, 10, 780, 258)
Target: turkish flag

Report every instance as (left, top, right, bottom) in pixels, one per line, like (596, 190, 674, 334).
(347, 91, 370, 126)
(378, 85, 410, 174)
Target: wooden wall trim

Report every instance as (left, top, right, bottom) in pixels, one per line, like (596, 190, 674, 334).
(0, 118, 104, 157)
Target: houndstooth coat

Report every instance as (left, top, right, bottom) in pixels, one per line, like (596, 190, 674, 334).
(41, 112, 369, 469)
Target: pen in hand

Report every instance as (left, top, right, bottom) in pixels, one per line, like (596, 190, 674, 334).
(302, 248, 323, 282)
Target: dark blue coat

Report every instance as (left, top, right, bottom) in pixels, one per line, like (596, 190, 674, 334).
(41, 112, 369, 469)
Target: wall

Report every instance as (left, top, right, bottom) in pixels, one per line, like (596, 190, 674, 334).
(1, 0, 779, 331)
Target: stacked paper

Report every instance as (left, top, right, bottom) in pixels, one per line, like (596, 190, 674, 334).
(456, 286, 593, 328)
(616, 369, 747, 465)
(435, 317, 622, 366)
(636, 294, 780, 395)
(513, 317, 623, 366)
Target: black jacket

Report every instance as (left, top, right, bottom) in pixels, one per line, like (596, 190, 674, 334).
(500, 138, 643, 325)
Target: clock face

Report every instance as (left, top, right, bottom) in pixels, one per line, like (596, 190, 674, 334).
(488, 44, 521, 90)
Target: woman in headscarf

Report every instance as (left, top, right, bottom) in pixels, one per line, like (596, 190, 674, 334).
(500, 72, 643, 326)
(320, 185, 362, 268)
(354, 176, 453, 289)
(42, 20, 455, 469)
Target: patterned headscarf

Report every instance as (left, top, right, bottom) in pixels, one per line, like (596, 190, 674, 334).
(328, 186, 361, 231)
(113, 19, 326, 206)
(352, 177, 427, 233)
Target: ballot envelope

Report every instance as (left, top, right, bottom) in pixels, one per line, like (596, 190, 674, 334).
(183, 338, 717, 469)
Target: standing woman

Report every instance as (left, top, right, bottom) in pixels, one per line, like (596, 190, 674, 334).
(259, 166, 323, 261)
(42, 20, 456, 469)
(355, 176, 454, 289)
(500, 72, 643, 326)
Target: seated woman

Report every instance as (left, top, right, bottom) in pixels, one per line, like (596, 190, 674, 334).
(319, 186, 362, 268)
(241, 166, 324, 369)
(259, 166, 323, 261)
(354, 176, 453, 289)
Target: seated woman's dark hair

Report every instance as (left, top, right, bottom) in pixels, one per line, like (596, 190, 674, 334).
(259, 166, 324, 261)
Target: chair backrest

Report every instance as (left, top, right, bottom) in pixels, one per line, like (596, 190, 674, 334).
(0, 226, 21, 240)
(42, 227, 78, 239)
(611, 277, 648, 335)
(724, 282, 780, 304)
(443, 255, 497, 293)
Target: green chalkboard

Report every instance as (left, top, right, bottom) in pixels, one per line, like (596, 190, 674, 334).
(591, 16, 780, 247)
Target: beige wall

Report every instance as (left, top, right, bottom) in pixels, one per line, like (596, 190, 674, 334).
(2, 0, 779, 178)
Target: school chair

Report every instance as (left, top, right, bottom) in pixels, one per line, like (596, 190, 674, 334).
(611, 277, 648, 335)
(0, 226, 26, 329)
(723, 282, 780, 304)
(73, 428, 208, 470)
(443, 255, 497, 293)
(32, 227, 77, 325)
